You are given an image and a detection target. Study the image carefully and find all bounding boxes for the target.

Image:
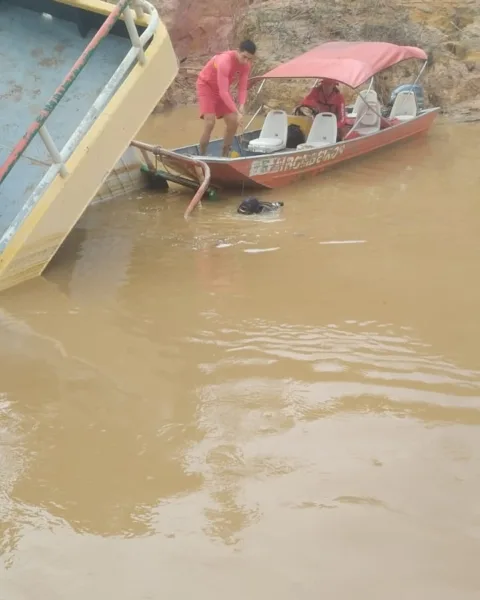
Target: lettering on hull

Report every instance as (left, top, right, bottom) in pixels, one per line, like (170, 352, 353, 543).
(249, 144, 346, 177)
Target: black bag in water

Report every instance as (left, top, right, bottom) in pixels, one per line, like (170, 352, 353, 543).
(237, 197, 284, 215)
(286, 124, 306, 148)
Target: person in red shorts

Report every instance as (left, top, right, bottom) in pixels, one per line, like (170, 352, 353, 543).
(196, 40, 256, 157)
(296, 79, 347, 140)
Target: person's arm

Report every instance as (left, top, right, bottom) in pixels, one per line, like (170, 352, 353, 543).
(237, 65, 251, 113)
(301, 88, 319, 109)
(216, 54, 238, 114)
(336, 93, 346, 128)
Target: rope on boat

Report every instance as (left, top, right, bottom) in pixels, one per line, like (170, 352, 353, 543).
(130, 141, 211, 219)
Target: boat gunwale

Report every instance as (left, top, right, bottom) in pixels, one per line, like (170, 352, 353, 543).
(171, 107, 440, 164)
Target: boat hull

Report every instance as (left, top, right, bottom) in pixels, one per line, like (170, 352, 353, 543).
(165, 108, 439, 191)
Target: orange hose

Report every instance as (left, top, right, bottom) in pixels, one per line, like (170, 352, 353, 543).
(183, 159, 211, 218)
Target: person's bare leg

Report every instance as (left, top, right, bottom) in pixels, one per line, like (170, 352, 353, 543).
(222, 113, 239, 157)
(199, 114, 215, 155)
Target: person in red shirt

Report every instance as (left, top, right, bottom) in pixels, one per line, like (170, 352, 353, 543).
(196, 40, 256, 157)
(296, 79, 347, 140)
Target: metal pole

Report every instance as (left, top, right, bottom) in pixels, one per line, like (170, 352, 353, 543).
(344, 87, 389, 140)
(412, 59, 428, 86)
(131, 0, 145, 19)
(244, 104, 264, 132)
(130, 141, 212, 219)
(241, 79, 267, 140)
(250, 79, 266, 104)
(38, 126, 69, 177)
(124, 7, 146, 65)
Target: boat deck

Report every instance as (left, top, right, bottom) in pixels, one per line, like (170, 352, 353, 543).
(174, 130, 261, 159)
(0, 2, 132, 240)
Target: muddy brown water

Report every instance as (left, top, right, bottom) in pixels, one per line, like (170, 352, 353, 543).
(1, 108, 480, 599)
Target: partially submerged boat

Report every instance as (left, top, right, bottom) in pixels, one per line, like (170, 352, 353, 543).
(137, 41, 439, 195)
(0, 0, 179, 293)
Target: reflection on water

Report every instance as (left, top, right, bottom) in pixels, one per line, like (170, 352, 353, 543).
(1, 112, 480, 598)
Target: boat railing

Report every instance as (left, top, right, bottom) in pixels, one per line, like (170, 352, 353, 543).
(130, 141, 211, 218)
(0, 0, 163, 249)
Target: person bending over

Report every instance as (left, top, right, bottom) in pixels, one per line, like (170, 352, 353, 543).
(196, 40, 256, 157)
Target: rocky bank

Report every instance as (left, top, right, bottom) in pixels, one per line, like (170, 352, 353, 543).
(152, 0, 480, 120)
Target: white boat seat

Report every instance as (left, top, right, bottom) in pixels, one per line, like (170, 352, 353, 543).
(248, 110, 288, 154)
(353, 99, 381, 136)
(248, 138, 285, 152)
(390, 90, 417, 121)
(349, 89, 378, 119)
(297, 112, 337, 149)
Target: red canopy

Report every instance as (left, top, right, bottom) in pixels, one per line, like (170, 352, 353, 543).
(250, 41, 428, 88)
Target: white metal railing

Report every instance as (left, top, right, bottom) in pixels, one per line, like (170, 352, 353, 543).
(0, 0, 162, 250)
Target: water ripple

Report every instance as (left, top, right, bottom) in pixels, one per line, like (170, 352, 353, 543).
(188, 319, 480, 413)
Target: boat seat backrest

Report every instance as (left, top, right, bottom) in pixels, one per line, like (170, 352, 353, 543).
(259, 110, 289, 143)
(356, 99, 381, 128)
(390, 90, 417, 118)
(351, 90, 378, 115)
(305, 112, 337, 145)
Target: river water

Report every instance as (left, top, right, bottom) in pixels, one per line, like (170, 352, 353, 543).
(1, 110, 480, 599)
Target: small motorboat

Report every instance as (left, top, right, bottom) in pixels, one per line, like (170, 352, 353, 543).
(134, 40, 439, 199)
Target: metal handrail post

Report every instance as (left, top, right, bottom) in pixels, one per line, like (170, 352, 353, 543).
(38, 126, 69, 178)
(131, 0, 145, 19)
(124, 7, 146, 65)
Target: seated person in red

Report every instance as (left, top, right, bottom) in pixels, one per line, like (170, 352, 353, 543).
(295, 79, 348, 140)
